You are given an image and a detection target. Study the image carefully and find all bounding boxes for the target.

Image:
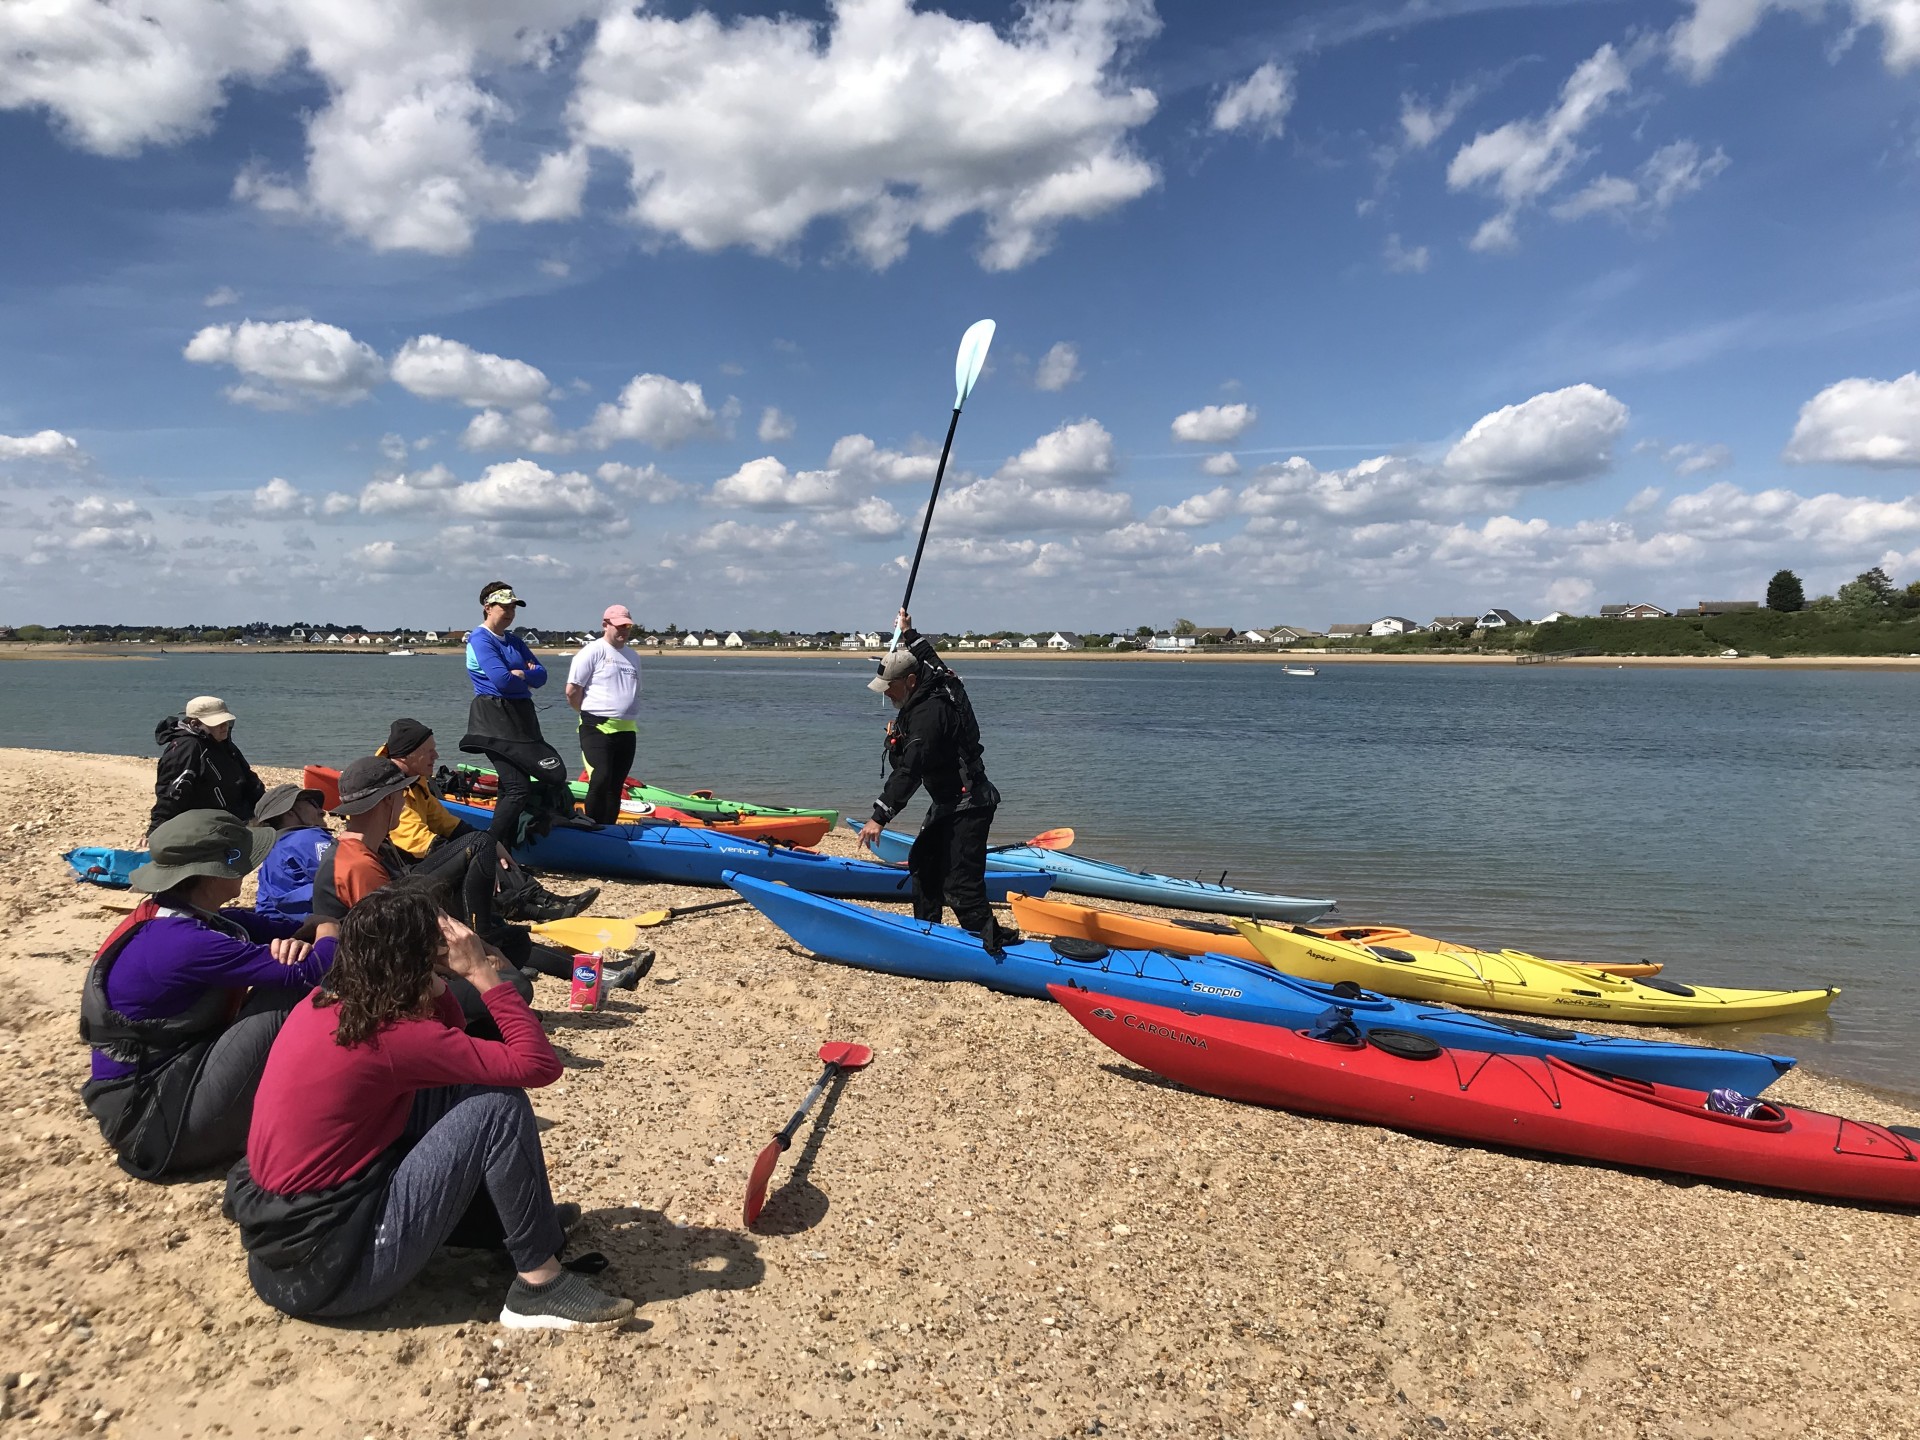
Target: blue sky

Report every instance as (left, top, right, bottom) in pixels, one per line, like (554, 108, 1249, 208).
(3, 0, 1919, 632)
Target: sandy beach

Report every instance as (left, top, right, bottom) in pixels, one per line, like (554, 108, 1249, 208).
(2, 746, 1917, 1439)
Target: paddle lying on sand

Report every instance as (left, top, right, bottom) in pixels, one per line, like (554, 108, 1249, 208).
(744, 1041, 874, 1229)
(891, 318, 996, 653)
(530, 896, 751, 951)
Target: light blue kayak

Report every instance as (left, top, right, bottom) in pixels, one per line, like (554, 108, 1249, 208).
(728, 873, 1795, 1093)
(854, 822, 1335, 923)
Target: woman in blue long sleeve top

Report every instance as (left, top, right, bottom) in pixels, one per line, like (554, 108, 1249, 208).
(80, 810, 336, 1179)
(458, 580, 575, 847)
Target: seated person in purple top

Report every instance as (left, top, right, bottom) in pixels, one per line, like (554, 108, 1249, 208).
(252, 782, 333, 927)
(80, 810, 336, 1180)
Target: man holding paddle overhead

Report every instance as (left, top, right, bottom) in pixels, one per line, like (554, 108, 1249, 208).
(858, 610, 1018, 953)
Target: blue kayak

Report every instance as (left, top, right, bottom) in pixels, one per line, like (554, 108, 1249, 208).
(729, 872, 1796, 1093)
(442, 800, 1053, 902)
(856, 822, 1335, 923)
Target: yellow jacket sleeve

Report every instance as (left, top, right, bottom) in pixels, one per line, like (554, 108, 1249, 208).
(389, 777, 463, 860)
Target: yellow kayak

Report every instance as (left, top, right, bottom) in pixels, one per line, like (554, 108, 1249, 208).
(1230, 919, 1838, 1026)
(1007, 895, 1665, 978)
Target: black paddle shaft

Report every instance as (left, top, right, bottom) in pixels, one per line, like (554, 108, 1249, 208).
(899, 406, 964, 616)
(774, 1060, 846, 1150)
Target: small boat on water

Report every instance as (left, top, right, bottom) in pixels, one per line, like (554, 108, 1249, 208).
(387, 648, 415, 657)
(1282, 664, 1317, 677)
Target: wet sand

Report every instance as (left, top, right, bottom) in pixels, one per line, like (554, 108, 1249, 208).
(1, 747, 1916, 1438)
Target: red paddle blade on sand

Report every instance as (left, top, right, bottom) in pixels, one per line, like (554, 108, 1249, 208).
(1025, 827, 1076, 850)
(743, 1042, 874, 1228)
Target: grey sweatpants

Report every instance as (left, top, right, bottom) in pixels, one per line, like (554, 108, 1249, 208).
(313, 1085, 565, 1318)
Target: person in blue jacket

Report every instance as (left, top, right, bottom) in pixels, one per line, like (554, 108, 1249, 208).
(252, 783, 332, 926)
(458, 581, 574, 847)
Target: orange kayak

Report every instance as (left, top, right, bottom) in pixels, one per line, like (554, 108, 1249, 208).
(1006, 895, 1664, 979)
(453, 790, 830, 848)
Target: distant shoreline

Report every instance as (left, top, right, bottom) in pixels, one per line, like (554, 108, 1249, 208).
(4, 641, 1918, 670)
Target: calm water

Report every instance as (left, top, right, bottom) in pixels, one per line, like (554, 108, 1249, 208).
(4, 652, 1917, 1096)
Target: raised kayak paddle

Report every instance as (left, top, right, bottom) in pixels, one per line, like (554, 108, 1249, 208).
(892, 319, 996, 652)
(743, 1041, 874, 1229)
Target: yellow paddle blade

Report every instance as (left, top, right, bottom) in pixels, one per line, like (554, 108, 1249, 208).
(1027, 827, 1076, 850)
(527, 915, 658, 951)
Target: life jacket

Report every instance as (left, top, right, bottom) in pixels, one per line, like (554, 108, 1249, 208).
(884, 666, 998, 811)
(78, 901, 240, 1179)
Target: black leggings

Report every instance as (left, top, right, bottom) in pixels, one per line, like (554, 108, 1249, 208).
(578, 718, 637, 825)
(168, 984, 307, 1173)
(908, 806, 995, 933)
(404, 830, 500, 935)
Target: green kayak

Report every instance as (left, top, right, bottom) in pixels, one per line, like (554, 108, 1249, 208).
(451, 764, 840, 828)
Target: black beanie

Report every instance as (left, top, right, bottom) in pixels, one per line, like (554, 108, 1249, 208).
(385, 717, 433, 758)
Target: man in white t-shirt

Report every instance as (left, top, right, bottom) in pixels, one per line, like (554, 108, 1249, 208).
(566, 604, 644, 823)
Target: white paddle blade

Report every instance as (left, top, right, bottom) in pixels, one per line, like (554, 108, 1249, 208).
(953, 318, 996, 410)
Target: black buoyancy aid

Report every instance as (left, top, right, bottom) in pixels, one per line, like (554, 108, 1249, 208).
(79, 901, 244, 1179)
(884, 667, 998, 811)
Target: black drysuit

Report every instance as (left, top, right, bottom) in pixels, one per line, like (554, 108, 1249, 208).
(871, 630, 1001, 933)
(149, 716, 266, 834)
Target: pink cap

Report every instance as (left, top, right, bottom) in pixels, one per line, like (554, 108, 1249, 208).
(602, 604, 635, 626)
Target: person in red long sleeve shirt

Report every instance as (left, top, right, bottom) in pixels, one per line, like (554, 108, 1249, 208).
(227, 887, 633, 1330)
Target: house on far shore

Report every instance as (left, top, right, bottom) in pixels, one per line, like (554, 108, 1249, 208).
(1477, 608, 1526, 629)
(1018, 636, 1040, 649)
(682, 632, 703, 647)
(724, 631, 745, 648)
(1327, 623, 1370, 640)
(1266, 625, 1324, 643)
(1236, 630, 1267, 644)
(1369, 616, 1419, 637)
(1046, 631, 1082, 649)
(1431, 615, 1477, 632)
(1599, 602, 1670, 620)
(1537, 611, 1576, 624)
(1147, 632, 1192, 651)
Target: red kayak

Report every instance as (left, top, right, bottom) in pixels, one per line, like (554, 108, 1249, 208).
(1050, 986, 1920, 1206)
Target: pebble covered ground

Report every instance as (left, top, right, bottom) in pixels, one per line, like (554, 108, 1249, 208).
(0, 748, 1915, 1440)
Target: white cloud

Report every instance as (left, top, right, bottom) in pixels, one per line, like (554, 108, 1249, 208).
(822, 496, 907, 538)
(51, 494, 149, 528)
(596, 462, 687, 504)
(358, 463, 460, 515)
(711, 457, 844, 511)
(1669, 1, 1920, 80)
(1443, 384, 1629, 486)
(251, 477, 313, 518)
(1201, 452, 1241, 477)
(997, 419, 1116, 486)
(689, 518, 822, 557)
(1211, 61, 1293, 139)
(1171, 403, 1256, 445)
(390, 334, 550, 409)
(1400, 86, 1475, 151)
(1447, 44, 1636, 251)
(349, 539, 412, 574)
(758, 407, 795, 443)
(1034, 342, 1083, 392)
(1784, 372, 1920, 467)
(184, 318, 385, 408)
(445, 459, 618, 524)
(0, 1, 598, 255)
(825, 434, 936, 487)
(203, 285, 240, 307)
(585, 374, 723, 449)
(461, 405, 575, 455)
(1643, 441, 1733, 476)
(1663, 478, 1920, 546)
(1383, 234, 1430, 273)
(1148, 486, 1237, 527)
(570, 0, 1161, 271)
(1543, 576, 1597, 612)
(939, 476, 1132, 534)
(1550, 140, 1729, 223)
(0, 429, 84, 464)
